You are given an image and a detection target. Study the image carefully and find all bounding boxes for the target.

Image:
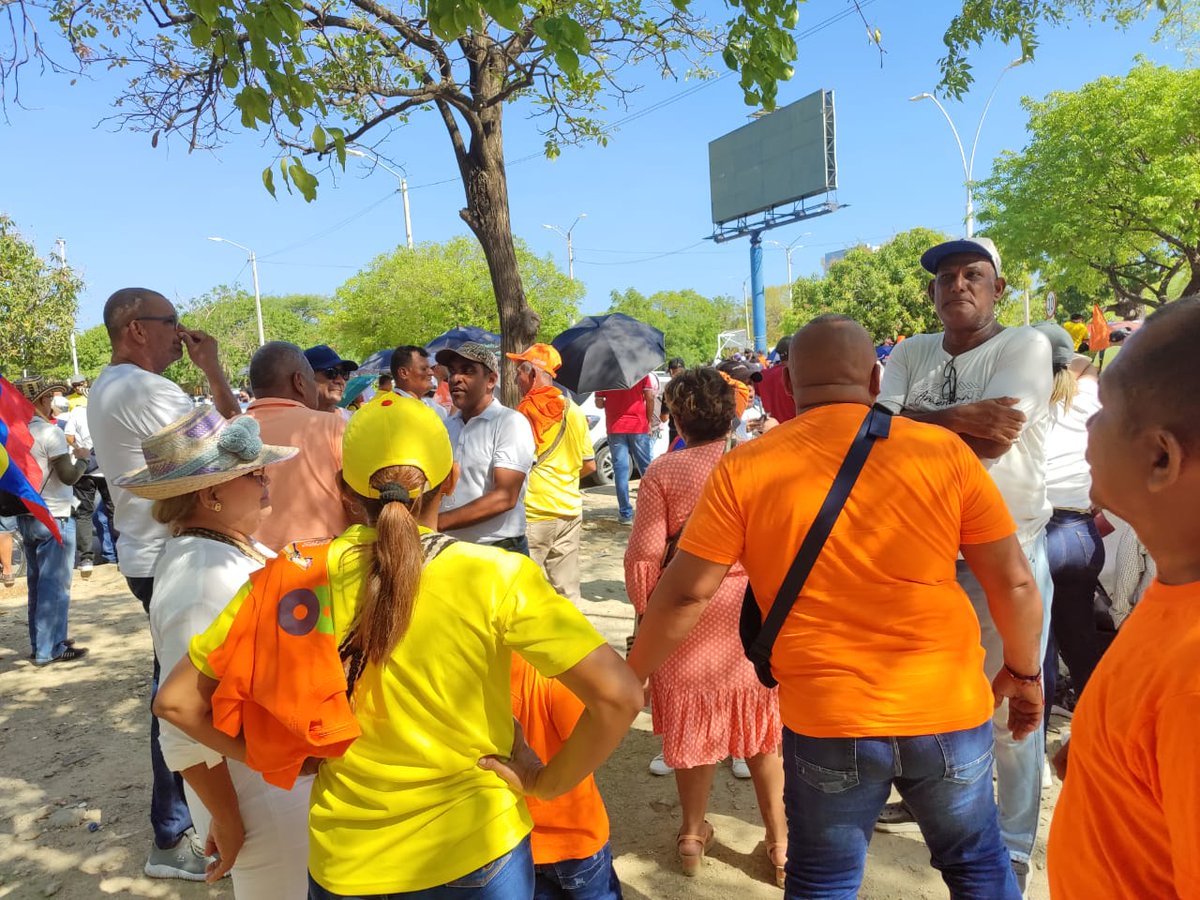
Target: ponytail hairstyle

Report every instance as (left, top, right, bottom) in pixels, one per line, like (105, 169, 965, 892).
(1050, 363, 1078, 412)
(341, 464, 442, 666)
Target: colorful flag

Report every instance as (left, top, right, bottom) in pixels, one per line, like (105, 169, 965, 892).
(1088, 304, 1111, 352)
(0, 377, 62, 542)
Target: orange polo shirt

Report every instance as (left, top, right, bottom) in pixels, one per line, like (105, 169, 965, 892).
(679, 403, 1014, 737)
(1048, 579, 1200, 898)
(510, 655, 610, 865)
(246, 397, 352, 554)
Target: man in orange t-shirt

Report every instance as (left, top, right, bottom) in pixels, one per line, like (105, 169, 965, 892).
(510, 655, 620, 898)
(1048, 297, 1200, 898)
(628, 315, 1045, 898)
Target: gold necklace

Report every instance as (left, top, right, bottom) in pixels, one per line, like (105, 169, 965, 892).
(178, 527, 268, 565)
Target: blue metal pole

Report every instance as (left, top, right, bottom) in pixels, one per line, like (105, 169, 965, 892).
(750, 231, 767, 353)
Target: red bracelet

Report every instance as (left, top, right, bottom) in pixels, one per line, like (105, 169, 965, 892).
(1004, 663, 1042, 685)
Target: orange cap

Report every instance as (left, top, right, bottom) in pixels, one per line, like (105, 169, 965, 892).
(505, 343, 562, 376)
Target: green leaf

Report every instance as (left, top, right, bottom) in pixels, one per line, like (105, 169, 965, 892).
(221, 62, 238, 89)
(312, 124, 327, 152)
(262, 165, 277, 197)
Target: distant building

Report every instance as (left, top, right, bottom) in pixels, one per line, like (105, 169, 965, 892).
(822, 244, 879, 273)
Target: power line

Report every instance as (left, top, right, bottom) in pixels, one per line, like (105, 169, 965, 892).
(259, 193, 396, 259)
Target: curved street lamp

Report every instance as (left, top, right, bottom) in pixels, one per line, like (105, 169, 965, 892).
(909, 57, 1028, 237)
(208, 236, 265, 346)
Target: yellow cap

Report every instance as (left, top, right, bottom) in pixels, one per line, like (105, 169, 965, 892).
(342, 395, 453, 500)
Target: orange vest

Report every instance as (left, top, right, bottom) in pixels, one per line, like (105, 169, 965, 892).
(206, 539, 361, 789)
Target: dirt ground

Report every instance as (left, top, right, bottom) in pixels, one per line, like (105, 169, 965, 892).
(0, 485, 1065, 899)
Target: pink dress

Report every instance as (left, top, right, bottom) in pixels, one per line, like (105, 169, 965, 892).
(625, 440, 781, 768)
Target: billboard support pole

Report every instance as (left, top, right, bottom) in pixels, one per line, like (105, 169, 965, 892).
(750, 231, 767, 353)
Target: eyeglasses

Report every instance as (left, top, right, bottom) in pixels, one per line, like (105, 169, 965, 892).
(241, 468, 268, 485)
(135, 315, 179, 328)
(317, 367, 349, 380)
(941, 357, 959, 405)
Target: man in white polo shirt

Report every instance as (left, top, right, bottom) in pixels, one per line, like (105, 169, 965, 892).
(435, 342, 535, 553)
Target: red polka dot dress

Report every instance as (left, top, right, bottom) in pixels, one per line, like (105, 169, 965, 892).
(624, 440, 781, 768)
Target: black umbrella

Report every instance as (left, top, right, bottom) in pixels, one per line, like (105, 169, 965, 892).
(425, 326, 501, 355)
(551, 313, 666, 393)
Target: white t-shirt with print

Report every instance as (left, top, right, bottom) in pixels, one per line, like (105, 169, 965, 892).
(88, 364, 196, 577)
(441, 397, 535, 544)
(28, 416, 75, 518)
(878, 326, 1053, 546)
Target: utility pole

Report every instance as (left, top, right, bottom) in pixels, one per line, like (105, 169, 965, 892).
(543, 214, 587, 281)
(346, 148, 414, 249)
(55, 239, 80, 376)
(208, 237, 266, 346)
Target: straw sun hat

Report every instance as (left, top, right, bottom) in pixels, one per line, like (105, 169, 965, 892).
(115, 406, 297, 500)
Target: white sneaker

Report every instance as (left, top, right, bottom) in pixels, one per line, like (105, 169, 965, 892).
(80, 560, 93, 579)
(731, 757, 751, 779)
(1042, 759, 1055, 791)
(144, 827, 212, 881)
(648, 752, 673, 776)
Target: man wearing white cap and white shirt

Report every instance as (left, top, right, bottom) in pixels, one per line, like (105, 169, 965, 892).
(874, 236, 1054, 894)
(435, 341, 536, 554)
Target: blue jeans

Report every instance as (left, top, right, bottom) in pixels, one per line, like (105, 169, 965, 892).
(783, 723, 1018, 899)
(1045, 510, 1110, 697)
(534, 843, 622, 899)
(608, 432, 652, 520)
(18, 515, 76, 662)
(958, 530, 1053, 865)
(126, 575, 194, 849)
(308, 836, 534, 899)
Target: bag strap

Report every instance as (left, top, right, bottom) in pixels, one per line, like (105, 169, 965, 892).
(747, 405, 893, 669)
(534, 397, 572, 467)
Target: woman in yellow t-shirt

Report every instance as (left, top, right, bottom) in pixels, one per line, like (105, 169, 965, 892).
(155, 395, 643, 899)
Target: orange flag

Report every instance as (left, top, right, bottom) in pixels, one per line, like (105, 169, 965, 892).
(1088, 304, 1111, 352)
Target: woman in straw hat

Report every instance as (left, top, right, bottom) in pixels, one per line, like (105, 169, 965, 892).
(154, 394, 643, 899)
(115, 406, 306, 895)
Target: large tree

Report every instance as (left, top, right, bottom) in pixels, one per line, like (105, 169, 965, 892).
(607, 287, 740, 364)
(3, 3, 1192, 387)
(979, 62, 1200, 314)
(0, 216, 84, 377)
(328, 235, 582, 359)
(784, 227, 952, 341)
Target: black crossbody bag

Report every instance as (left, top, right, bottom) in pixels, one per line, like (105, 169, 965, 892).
(739, 404, 893, 688)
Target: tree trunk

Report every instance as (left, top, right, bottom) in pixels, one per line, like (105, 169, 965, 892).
(456, 101, 539, 407)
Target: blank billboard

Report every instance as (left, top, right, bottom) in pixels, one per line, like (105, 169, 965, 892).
(708, 89, 837, 226)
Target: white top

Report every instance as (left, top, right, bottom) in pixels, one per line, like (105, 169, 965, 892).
(441, 397, 535, 543)
(398, 389, 449, 423)
(28, 416, 75, 518)
(88, 364, 196, 577)
(1044, 378, 1100, 511)
(64, 404, 92, 453)
(878, 326, 1053, 546)
(149, 535, 274, 772)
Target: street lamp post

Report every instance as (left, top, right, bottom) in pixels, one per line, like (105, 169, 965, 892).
(347, 148, 414, 249)
(208, 236, 265, 346)
(54, 238, 81, 376)
(910, 57, 1028, 237)
(764, 233, 809, 285)
(543, 214, 587, 281)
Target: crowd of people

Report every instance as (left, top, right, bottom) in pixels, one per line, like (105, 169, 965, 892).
(0, 231, 1196, 900)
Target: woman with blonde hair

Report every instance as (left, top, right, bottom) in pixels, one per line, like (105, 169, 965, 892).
(114, 406, 305, 894)
(624, 367, 787, 884)
(155, 395, 642, 898)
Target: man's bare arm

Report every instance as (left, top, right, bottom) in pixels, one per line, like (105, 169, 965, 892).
(900, 398, 1025, 459)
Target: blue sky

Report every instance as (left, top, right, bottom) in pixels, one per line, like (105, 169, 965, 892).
(1, 0, 1184, 331)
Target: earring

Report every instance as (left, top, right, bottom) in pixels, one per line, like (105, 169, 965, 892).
(213, 501, 222, 512)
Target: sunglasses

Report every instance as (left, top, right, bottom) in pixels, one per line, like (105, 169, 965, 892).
(317, 367, 350, 380)
(941, 357, 959, 405)
(135, 315, 179, 328)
